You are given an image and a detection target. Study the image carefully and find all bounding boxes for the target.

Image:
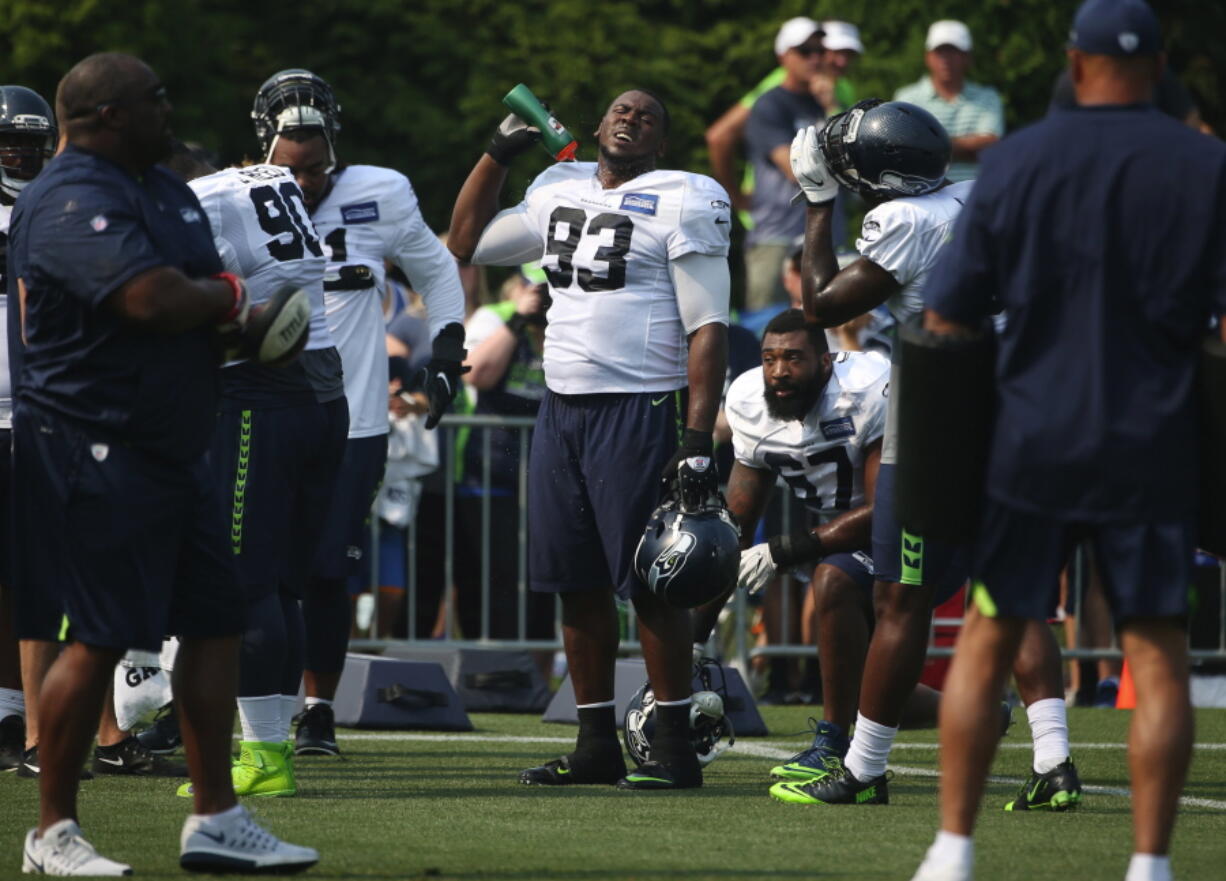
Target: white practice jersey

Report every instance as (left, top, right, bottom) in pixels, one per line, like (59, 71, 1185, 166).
(504, 162, 731, 394)
(189, 165, 333, 353)
(855, 180, 971, 464)
(857, 180, 973, 326)
(0, 204, 11, 428)
(311, 165, 464, 438)
(727, 351, 889, 523)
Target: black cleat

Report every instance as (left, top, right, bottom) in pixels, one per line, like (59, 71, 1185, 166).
(293, 703, 340, 756)
(617, 759, 703, 790)
(136, 703, 181, 755)
(16, 745, 94, 780)
(93, 735, 189, 777)
(770, 760, 890, 805)
(520, 749, 627, 786)
(1005, 758, 1082, 811)
(0, 714, 24, 771)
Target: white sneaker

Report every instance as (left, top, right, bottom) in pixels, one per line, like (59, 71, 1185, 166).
(22, 820, 132, 876)
(179, 805, 318, 873)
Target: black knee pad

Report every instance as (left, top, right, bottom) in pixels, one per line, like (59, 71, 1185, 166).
(1199, 337, 1226, 556)
(895, 321, 995, 543)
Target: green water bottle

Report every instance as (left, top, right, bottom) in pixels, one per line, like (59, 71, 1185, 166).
(503, 84, 578, 161)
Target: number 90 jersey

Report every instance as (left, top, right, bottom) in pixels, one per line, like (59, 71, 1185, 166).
(518, 162, 731, 394)
(189, 164, 332, 353)
(726, 351, 889, 523)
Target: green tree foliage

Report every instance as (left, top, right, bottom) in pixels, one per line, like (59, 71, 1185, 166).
(1, 0, 1220, 234)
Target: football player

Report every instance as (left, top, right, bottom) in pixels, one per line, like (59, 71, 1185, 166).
(0, 84, 56, 772)
(449, 89, 731, 789)
(164, 142, 347, 797)
(692, 307, 888, 776)
(770, 100, 1078, 808)
(251, 70, 466, 755)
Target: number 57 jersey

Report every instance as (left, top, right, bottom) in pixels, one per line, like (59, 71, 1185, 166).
(726, 351, 890, 523)
(517, 162, 731, 394)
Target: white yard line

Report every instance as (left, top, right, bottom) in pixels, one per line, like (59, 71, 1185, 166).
(309, 731, 1226, 810)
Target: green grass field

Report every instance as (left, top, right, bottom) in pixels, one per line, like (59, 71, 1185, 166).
(3, 707, 1224, 880)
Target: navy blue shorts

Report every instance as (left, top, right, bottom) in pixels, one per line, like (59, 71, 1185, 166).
(12, 405, 243, 652)
(528, 390, 680, 600)
(812, 551, 875, 592)
(871, 463, 968, 605)
(970, 498, 1194, 623)
(213, 398, 348, 597)
(312, 432, 388, 580)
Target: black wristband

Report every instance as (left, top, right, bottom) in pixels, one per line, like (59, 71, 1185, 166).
(679, 427, 713, 456)
(767, 529, 825, 568)
(505, 312, 531, 336)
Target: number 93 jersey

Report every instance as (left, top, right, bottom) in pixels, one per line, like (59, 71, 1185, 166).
(518, 162, 731, 394)
(189, 164, 332, 353)
(726, 351, 890, 522)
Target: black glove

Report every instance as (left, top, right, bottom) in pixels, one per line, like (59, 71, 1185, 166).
(486, 113, 542, 166)
(660, 428, 718, 510)
(418, 322, 470, 430)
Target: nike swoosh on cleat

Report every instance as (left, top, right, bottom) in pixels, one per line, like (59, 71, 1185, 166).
(556, 766, 570, 775)
(195, 829, 226, 845)
(23, 763, 39, 773)
(96, 756, 126, 766)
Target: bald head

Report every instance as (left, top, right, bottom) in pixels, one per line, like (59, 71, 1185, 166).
(58, 53, 153, 133)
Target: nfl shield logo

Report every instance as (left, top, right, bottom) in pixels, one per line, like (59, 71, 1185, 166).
(90, 215, 108, 232)
(90, 443, 109, 462)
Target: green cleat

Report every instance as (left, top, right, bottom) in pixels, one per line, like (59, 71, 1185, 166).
(769, 759, 890, 805)
(1004, 758, 1082, 812)
(176, 740, 297, 799)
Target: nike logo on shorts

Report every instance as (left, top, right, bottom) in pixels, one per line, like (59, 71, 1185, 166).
(651, 395, 669, 406)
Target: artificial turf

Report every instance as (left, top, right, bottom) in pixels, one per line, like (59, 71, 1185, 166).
(2, 706, 1224, 880)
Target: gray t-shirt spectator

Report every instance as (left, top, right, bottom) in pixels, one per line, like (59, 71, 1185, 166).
(745, 86, 824, 245)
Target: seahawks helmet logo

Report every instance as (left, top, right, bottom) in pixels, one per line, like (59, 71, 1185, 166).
(645, 531, 696, 592)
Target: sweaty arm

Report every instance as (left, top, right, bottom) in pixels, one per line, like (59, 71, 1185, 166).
(811, 439, 880, 552)
(802, 201, 900, 327)
(448, 155, 512, 263)
(107, 267, 235, 333)
(671, 251, 730, 433)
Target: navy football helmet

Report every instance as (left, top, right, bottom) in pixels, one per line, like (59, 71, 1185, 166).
(818, 99, 951, 200)
(251, 69, 341, 165)
(634, 492, 739, 609)
(623, 657, 735, 768)
(0, 85, 56, 202)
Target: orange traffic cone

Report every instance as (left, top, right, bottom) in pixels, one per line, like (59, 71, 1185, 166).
(1116, 660, 1136, 709)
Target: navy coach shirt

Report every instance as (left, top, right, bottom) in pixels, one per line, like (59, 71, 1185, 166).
(9, 145, 223, 465)
(925, 104, 1226, 522)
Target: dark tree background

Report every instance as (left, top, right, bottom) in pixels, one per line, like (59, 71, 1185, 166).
(2, 0, 1220, 234)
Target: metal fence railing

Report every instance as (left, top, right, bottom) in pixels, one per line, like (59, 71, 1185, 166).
(350, 413, 1226, 671)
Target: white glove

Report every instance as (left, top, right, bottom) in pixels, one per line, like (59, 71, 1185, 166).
(790, 125, 839, 205)
(738, 542, 778, 595)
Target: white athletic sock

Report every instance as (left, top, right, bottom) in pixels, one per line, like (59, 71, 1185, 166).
(0, 687, 25, 719)
(1027, 697, 1070, 774)
(237, 695, 283, 743)
(192, 803, 244, 824)
(930, 831, 973, 867)
(574, 700, 616, 709)
(280, 696, 300, 736)
(843, 712, 897, 782)
(1124, 853, 1172, 881)
(303, 696, 332, 709)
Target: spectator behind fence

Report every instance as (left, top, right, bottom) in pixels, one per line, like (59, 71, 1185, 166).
(893, 20, 1004, 182)
(741, 17, 828, 311)
(455, 265, 555, 669)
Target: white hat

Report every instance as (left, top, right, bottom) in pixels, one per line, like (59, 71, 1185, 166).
(822, 21, 864, 54)
(925, 20, 973, 52)
(774, 17, 823, 57)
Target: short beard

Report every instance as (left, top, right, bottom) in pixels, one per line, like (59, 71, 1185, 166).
(597, 142, 656, 182)
(763, 383, 820, 423)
